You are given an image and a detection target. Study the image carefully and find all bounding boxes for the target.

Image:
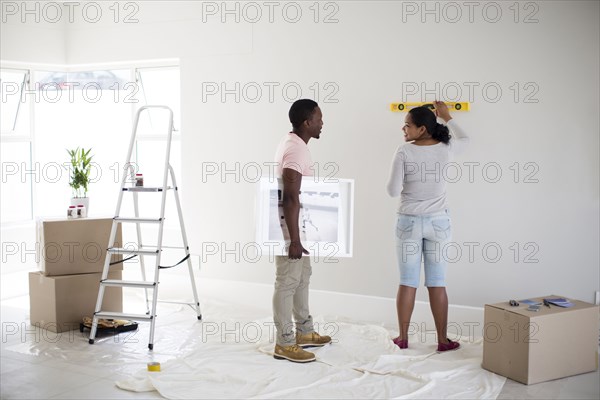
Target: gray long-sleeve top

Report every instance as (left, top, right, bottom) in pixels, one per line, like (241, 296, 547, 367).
(386, 119, 469, 215)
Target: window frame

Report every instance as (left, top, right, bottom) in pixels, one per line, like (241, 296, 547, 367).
(0, 67, 30, 136)
(1, 65, 36, 225)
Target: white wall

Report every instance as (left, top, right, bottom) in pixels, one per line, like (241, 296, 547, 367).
(3, 1, 599, 307)
(0, 1, 66, 64)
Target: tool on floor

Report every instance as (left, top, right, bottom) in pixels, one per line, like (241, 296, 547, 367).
(80, 316, 138, 334)
(88, 105, 202, 350)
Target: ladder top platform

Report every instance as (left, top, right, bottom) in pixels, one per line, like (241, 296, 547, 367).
(122, 186, 173, 192)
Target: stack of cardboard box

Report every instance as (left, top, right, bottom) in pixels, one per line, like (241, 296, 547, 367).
(29, 218, 124, 333)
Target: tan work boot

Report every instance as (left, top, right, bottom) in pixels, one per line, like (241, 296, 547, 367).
(296, 331, 332, 348)
(273, 344, 316, 363)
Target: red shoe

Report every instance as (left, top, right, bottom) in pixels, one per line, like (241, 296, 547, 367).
(437, 338, 460, 352)
(392, 337, 408, 349)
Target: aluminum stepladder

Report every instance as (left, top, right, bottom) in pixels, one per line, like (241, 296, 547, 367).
(89, 105, 202, 350)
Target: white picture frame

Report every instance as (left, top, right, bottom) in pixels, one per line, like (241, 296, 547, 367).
(255, 176, 354, 258)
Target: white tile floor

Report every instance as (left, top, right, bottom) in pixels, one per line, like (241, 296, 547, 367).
(1, 273, 599, 399)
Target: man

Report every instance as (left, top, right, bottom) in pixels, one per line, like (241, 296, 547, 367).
(272, 99, 332, 363)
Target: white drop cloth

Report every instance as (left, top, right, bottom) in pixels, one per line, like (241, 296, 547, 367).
(5, 296, 505, 399)
(115, 317, 505, 399)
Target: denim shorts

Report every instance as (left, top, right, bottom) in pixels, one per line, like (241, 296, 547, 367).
(395, 209, 452, 288)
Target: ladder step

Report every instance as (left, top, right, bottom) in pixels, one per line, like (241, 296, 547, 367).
(114, 217, 162, 224)
(101, 279, 157, 288)
(108, 247, 159, 256)
(94, 311, 153, 321)
(122, 187, 172, 192)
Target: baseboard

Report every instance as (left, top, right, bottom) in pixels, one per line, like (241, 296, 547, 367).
(158, 275, 485, 340)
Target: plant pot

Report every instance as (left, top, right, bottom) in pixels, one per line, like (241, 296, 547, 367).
(71, 197, 90, 214)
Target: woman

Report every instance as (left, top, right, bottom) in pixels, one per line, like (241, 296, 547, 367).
(386, 100, 469, 352)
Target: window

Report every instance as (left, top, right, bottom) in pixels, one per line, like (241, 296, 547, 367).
(36, 70, 127, 90)
(0, 63, 181, 226)
(33, 69, 133, 218)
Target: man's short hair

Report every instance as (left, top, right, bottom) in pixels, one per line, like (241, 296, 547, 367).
(289, 99, 319, 130)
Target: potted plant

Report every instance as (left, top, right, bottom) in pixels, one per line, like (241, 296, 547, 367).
(67, 147, 93, 212)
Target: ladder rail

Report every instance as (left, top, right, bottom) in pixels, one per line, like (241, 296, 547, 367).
(169, 165, 201, 318)
(147, 107, 173, 349)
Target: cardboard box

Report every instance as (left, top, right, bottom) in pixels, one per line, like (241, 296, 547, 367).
(29, 271, 123, 333)
(36, 217, 122, 276)
(482, 295, 599, 385)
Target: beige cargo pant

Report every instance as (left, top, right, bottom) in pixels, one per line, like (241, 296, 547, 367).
(273, 255, 314, 346)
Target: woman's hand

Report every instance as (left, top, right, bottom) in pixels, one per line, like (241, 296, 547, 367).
(433, 100, 452, 123)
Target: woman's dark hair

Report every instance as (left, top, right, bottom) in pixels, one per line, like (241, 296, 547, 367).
(289, 99, 319, 130)
(408, 106, 451, 144)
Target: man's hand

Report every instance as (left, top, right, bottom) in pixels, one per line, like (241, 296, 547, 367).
(281, 167, 307, 259)
(433, 100, 452, 123)
(288, 241, 310, 260)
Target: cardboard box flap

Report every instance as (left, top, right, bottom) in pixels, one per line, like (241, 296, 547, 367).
(36, 217, 122, 276)
(485, 295, 598, 317)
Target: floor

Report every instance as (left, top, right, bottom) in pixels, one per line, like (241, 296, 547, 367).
(1, 273, 598, 399)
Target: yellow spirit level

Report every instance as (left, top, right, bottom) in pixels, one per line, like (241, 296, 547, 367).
(390, 102, 470, 112)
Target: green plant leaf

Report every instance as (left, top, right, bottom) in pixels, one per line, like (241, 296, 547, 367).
(67, 146, 93, 198)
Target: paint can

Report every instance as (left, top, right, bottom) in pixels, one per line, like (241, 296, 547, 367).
(147, 362, 161, 372)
